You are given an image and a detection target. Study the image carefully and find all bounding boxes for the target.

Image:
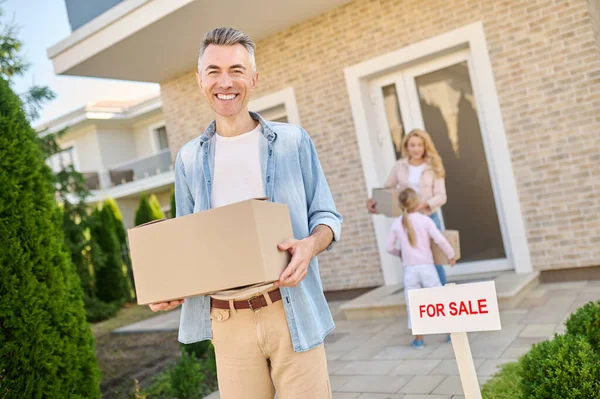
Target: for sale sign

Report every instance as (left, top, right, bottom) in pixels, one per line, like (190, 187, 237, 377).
(408, 281, 502, 335)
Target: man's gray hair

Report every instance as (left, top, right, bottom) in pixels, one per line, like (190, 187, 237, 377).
(197, 27, 257, 73)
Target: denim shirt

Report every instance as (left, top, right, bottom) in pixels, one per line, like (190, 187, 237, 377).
(174, 112, 343, 352)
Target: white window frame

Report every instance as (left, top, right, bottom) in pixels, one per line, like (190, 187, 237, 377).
(148, 121, 169, 153)
(248, 87, 301, 125)
(344, 22, 533, 285)
(47, 140, 80, 172)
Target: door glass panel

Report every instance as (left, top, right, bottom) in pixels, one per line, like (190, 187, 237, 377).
(381, 84, 405, 160)
(415, 61, 505, 262)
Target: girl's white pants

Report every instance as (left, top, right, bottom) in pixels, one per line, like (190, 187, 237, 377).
(404, 264, 442, 329)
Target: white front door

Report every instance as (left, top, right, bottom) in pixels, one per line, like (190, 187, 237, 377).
(369, 49, 512, 277)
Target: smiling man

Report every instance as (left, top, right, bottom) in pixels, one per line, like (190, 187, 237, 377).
(148, 28, 342, 399)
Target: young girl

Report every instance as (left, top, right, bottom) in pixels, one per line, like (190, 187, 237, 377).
(386, 188, 456, 349)
(368, 129, 449, 285)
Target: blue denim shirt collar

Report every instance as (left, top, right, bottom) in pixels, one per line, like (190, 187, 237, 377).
(199, 111, 277, 145)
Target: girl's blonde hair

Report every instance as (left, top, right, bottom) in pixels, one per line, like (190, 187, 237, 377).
(401, 129, 446, 179)
(398, 188, 420, 248)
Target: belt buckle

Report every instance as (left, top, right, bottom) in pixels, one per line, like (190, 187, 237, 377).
(247, 295, 260, 312)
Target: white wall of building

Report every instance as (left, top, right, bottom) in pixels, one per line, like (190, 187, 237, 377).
(57, 125, 104, 172)
(96, 128, 137, 168)
(133, 114, 167, 158)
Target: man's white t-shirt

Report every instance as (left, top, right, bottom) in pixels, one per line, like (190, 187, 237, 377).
(209, 124, 275, 301)
(210, 124, 265, 208)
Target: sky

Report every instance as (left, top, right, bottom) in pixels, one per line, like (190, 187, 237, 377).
(3, 0, 160, 126)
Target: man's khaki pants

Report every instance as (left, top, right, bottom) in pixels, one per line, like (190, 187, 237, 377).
(210, 296, 332, 399)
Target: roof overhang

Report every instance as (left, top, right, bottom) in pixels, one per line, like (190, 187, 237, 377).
(36, 95, 162, 136)
(47, 0, 352, 83)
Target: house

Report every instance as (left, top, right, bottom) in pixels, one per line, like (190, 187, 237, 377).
(46, 0, 600, 301)
(36, 95, 174, 228)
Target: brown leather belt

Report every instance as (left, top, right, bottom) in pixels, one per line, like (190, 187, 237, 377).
(210, 289, 282, 311)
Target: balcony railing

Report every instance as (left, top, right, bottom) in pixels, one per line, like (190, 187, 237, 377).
(106, 149, 173, 187)
(82, 171, 101, 190)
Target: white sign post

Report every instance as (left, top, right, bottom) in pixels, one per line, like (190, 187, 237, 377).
(407, 281, 502, 399)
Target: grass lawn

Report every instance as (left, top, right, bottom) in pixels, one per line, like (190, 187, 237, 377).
(481, 361, 522, 399)
(91, 302, 157, 338)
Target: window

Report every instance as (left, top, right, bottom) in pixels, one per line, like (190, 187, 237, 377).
(248, 87, 300, 125)
(46, 145, 78, 173)
(259, 104, 288, 123)
(154, 126, 169, 150)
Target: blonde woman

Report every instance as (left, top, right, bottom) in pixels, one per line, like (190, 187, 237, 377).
(385, 188, 455, 348)
(367, 129, 449, 284)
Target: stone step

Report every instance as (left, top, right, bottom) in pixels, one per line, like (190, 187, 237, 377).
(341, 271, 540, 320)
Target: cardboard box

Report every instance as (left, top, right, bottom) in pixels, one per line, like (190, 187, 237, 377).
(127, 198, 293, 305)
(431, 230, 461, 265)
(372, 188, 402, 217)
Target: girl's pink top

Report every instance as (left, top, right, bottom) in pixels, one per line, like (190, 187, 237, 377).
(386, 212, 455, 267)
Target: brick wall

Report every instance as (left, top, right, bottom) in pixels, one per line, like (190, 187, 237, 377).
(588, 0, 600, 49)
(161, 0, 600, 290)
(491, 0, 600, 269)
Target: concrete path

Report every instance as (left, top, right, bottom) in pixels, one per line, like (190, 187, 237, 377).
(114, 281, 600, 398)
(113, 306, 181, 333)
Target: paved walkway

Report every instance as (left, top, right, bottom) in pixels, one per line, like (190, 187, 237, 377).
(116, 280, 600, 398)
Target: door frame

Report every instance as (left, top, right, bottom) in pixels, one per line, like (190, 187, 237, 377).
(344, 22, 533, 285)
(369, 48, 512, 275)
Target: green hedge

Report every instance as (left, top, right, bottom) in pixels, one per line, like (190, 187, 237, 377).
(83, 296, 120, 323)
(135, 194, 165, 226)
(90, 205, 131, 304)
(520, 334, 600, 399)
(103, 198, 135, 299)
(170, 189, 176, 218)
(565, 299, 600, 354)
(143, 344, 218, 399)
(482, 298, 600, 399)
(0, 77, 101, 398)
